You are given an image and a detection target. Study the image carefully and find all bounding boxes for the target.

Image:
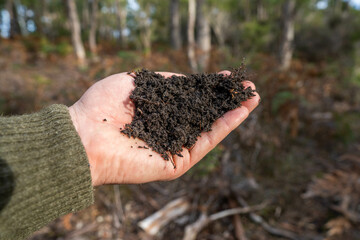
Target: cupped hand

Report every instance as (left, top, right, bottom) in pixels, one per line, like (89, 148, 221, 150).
(69, 71, 260, 186)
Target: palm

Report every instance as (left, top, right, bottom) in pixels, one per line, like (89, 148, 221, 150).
(69, 72, 259, 186)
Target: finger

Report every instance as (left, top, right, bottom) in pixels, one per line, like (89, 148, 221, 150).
(242, 81, 260, 112)
(217, 71, 260, 112)
(156, 72, 186, 78)
(189, 105, 250, 165)
(218, 70, 231, 76)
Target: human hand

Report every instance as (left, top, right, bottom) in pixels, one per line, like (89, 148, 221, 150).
(69, 71, 260, 186)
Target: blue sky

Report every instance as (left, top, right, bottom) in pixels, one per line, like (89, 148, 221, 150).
(317, 0, 360, 9)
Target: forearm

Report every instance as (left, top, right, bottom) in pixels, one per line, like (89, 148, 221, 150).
(0, 105, 94, 240)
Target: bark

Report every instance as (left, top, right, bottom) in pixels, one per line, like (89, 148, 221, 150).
(115, 0, 127, 48)
(66, 0, 86, 64)
(89, 0, 98, 54)
(187, 0, 198, 72)
(279, 0, 296, 71)
(170, 0, 182, 50)
(196, 0, 211, 72)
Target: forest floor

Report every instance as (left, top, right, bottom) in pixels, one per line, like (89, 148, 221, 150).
(1, 39, 360, 240)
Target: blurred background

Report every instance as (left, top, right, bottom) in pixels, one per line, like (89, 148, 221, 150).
(1, 0, 360, 239)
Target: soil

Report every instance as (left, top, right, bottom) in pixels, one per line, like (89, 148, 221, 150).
(121, 67, 256, 165)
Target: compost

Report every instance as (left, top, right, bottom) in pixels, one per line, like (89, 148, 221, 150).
(121, 67, 255, 166)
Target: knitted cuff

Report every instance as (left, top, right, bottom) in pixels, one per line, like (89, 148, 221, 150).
(0, 104, 94, 240)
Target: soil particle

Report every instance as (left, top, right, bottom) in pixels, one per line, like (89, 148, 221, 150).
(121, 67, 255, 162)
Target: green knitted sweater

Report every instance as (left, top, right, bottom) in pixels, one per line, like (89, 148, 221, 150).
(0, 105, 94, 240)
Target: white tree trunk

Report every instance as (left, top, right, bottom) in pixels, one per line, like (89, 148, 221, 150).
(187, 0, 198, 72)
(170, 0, 182, 50)
(89, 0, 98, 54)
(279, 0, 296, 71)
(257, 0, 267, 21)
(196, 0, 211, 72)
(66, 0, 86, 64)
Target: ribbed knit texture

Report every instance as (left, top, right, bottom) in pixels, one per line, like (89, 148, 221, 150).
(0, 105, 94, 240)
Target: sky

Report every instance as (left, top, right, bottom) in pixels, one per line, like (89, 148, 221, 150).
(317, 0, 360, 9)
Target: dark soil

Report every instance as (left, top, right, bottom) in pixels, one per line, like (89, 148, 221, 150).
(121, 67, 255, 165)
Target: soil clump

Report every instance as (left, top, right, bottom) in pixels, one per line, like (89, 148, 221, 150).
(121, 67, 255, 165)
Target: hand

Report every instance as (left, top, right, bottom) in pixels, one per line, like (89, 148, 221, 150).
(69, 71, 260, 186)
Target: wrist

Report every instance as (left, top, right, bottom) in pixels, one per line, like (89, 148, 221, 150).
(68, 105, 101, 186)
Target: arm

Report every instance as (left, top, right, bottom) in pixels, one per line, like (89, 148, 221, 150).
(0, 105, 93, 240)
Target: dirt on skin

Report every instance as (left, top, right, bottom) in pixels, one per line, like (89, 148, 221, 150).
(121, 67, 256, 166)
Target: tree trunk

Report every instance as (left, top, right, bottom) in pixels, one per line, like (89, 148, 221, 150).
(196, 0, 211, 72)
(256, 0, 267, 21)
(170, 0, 182, 50)
(187, 0, 198, 72)
(138, 3, 152, 56)
(279, 0, 295, 71)
(115, 0, 127, 48)
(66, 0, 86, 64)
(211, 9, 227, 48)
(82, 0, 90, 30)
(89, 0, 98, 54)
(6, 0, 21, 38)
(14, 0, 28, 36)
(243, 0, 251, 22)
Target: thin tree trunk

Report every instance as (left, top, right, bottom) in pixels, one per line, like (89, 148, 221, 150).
(257, 0, 267, 21)
(115, 0, 127, 48)
(66, 0, 86, 64)
(14, 0, 28, 36)
(34, 0, 45, 35)
(138, 3, 151, 56)
(279, 0, 295, 71)
(196, 0, 211, 72)
(170, 0, 182, 50)
(243, 0, 251, 22)
(89, 0, 98, 54)
(6, 0, 20, 38)
(187, 0, 198, 72)
(82, 0, 90, 30)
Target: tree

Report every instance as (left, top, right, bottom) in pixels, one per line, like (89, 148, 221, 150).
(6, 0, 21, 38)
(256, 0, 267, 21)
(137, 1, 152, 56)
(115, 0, 127, 48)
(89, 0, 98, 54)
(196, 0, 211, 72)
(187, 0, 198, 72)
(170, 0, 182, 50)
(279, 0, 296, 71)
(66, 0, 86, 64)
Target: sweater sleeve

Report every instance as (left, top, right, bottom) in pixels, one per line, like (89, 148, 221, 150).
(0, 104, 94, 240)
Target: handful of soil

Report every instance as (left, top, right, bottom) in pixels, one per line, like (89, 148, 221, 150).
(121, 67, 255, 166)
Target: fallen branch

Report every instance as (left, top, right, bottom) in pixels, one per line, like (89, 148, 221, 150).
(139, 197, 190, 236)
(229, 198, 248, 240)
(183, 202, 267, 240)
(235, 196, 300, 240)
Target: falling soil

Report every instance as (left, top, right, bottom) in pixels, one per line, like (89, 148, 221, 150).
(121, 67, 256, 166)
